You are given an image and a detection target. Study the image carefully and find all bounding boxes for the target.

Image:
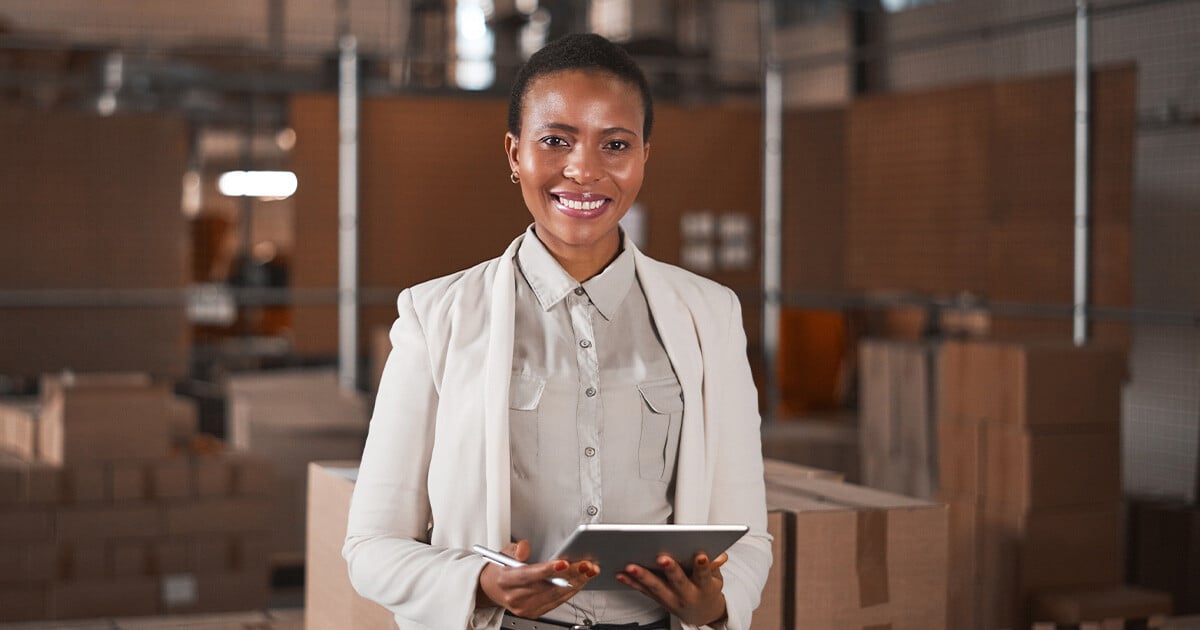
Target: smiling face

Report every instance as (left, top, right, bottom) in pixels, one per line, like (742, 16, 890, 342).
(505, 69, 650, 280)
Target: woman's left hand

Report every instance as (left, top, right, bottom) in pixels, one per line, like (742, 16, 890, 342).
(615, 552, 728, 627)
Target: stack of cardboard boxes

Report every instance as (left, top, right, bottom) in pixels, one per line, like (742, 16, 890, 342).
(938, 340, 1131, 629)
(0, 373, 275, 623)
(306, 458, 950, 630)
(227, 369, 369, 566)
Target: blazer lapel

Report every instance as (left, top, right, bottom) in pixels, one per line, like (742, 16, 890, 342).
(483, 235, 523, 548)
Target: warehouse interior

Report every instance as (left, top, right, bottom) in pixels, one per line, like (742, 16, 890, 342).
(1, 0, 1199, 628)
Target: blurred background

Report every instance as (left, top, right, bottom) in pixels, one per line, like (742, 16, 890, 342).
(0, 0, 1198, 628)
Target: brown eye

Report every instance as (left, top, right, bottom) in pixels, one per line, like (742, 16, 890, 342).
(541, 136, 569, 148)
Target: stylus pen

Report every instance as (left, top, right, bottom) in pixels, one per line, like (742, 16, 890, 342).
(471, 544, 572, 588)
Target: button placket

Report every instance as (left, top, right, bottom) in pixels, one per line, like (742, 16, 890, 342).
(569, 290, 603, 523)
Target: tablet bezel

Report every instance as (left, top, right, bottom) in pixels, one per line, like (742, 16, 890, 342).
(547, 523, 749, 591)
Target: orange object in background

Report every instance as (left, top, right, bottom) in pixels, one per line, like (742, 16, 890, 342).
(776, 309, 849, 417)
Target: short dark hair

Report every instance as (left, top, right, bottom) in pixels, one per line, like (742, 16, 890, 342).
(507, 33, 654, 141)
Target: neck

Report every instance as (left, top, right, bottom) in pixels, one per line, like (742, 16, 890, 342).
(534, 231, 622, 283)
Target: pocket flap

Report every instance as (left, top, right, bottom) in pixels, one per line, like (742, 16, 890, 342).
(509, 373, 545, 411)
(637, 379, 683, 414)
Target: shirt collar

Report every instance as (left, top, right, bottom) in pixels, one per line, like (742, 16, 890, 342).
(516, 225, 634, 321)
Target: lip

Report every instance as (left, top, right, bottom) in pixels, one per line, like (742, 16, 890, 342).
(550, 191, 613, 218)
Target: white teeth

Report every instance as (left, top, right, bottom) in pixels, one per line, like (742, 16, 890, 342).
(558, 197, 606, 211)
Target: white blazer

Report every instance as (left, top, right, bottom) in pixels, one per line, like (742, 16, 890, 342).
(344, 234, 772, 630)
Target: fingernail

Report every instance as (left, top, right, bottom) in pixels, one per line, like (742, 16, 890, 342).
(657, 557, 670, 568)
(616, 574, 628, 584)
(697, 556, 708, 566)
(554, 560, 568, 571)
(628, 566, 640, 576)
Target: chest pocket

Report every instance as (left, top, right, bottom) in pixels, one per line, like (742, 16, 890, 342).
(508, 373, 545, 480)
(637, 378, 684, 481)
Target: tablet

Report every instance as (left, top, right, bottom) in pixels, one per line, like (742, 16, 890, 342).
(548, 523, 749, 590)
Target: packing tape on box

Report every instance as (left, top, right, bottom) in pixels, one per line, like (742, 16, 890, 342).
(856, 509, 890, 608)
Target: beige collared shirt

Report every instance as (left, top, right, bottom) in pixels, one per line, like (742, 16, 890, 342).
(509, 227, 683, 625)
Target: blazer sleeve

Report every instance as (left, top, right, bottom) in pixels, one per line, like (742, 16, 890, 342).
(343, 289, 501, 630)
(685, 288, 773, 630)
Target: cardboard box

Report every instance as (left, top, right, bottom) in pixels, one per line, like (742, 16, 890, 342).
(149, 458, 192, 499)
(954, 341, 1127, 427)
(1129, 499, 1200, 614)
(943, 497, 981, 630)
(979, 504, 1124, 629)
(750, 510, 789, 630)
(163, 498, 273, 537)
(193, 454, 234, 497)
(766, 478, 948, 630)
(228, 370, 367, 559)
(112, 541, 151, 577)
(0, 509, 53, 543)
(0, 542, 56, 583)
(982, 422, 1121, 515)
(175, 569, 271, 614)
(1031, 585, 1172, 624)
(51, 577, 160, 619)
(60, 542, 109, 580)
(306, 461, 398, 630)
(0, 397, 38, 460)
(57, 505, 162, 541)
(0, 585, 51, 622)
(937, 417, 982, 497)
(60, 463, 108, 504)
(763, 457, 845, 483)
(110, 462, 149, 502)
(165, 396, 199, 449)
(858, 339, 936, 499)
(38, 373, 172, 464)
(149, 540, 190, 575)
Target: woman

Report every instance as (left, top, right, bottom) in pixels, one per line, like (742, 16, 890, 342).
(344, 33, 771, 630)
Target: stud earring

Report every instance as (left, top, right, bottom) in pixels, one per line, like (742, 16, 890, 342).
(510, 171, 520, 184)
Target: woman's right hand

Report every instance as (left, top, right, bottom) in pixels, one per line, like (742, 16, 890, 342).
(476, 540, 600, 618)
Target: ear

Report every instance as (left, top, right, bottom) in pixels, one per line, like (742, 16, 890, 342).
(504, 132, 520, 173)
(642, 141, 650, 164)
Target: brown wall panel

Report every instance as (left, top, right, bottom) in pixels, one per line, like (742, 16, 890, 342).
(846, 83, 994, 295)
(289, 96, 765, 357)
(845, 66, 1134, 345)
(783, 107, 846, 294)
(0, 107, 189, 377)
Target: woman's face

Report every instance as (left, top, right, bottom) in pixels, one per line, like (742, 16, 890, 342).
(505, 70, 649, 266)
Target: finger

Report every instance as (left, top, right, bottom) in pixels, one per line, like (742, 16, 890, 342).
(655, 555, 694, 593)
(620, 563, 680, 610)
(511, 539, 532, 562)
(689, 553, 714, 584)
(708, 552, 729, 570)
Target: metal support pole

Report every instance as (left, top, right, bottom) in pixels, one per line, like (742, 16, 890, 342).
(759, 0, 783, 421)
(338, 34, 360, 390)
(1073, 0, 1091, 346)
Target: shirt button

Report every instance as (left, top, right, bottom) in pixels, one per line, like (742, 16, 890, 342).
(579, 340, 592, 349)
(574, 287, 585, 296)
(586, 505, 598, 516)
(585, 387, 597, 397)
(584, 446, 596, 457)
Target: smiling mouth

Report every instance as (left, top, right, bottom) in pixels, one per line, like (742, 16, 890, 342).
(552, 193, 611, 213)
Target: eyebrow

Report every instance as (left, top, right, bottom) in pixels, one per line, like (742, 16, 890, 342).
(536, 122, 638, 137)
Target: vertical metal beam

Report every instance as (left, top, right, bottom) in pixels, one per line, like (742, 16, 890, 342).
(338, 33, 360, 390)
(1073, 0, 1091, 345)
(759, 0, 783, 421)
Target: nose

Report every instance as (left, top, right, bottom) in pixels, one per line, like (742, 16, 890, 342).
(562, 146, 601, 184)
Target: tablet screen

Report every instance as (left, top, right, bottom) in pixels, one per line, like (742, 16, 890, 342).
(548, 523, 749, 590)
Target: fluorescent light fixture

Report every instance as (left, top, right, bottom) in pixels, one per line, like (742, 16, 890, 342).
(218, 170, 298, 199)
